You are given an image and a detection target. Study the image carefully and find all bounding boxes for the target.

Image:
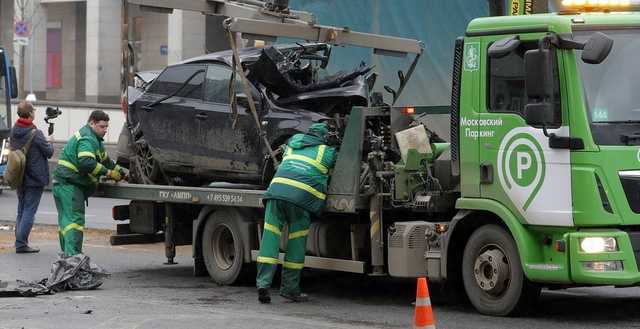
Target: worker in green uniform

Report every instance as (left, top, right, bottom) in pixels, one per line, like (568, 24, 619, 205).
(256, 122, 338, 303)
(53, 110, 127, 256)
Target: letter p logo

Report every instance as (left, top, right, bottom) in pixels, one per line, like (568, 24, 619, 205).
(516, 152, 531, 179)
(498, 132, 546, 212)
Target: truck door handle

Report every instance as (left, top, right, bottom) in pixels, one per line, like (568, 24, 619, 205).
(480, 163, 493, 184)
(141, 105, 154, 112)
(195, 113, 208, 120)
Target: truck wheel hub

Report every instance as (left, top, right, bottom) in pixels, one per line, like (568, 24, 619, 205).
(212, 225, 236, 270)
(473, 248, 510, 295)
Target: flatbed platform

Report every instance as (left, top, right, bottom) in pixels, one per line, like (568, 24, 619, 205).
(96, 182, 266, 208)
(96, 182, 359, 213)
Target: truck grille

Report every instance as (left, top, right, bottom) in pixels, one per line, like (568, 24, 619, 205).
(620, 175, 640, 213)
(627, 231, 640, 268)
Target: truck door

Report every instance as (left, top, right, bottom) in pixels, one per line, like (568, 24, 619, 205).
(478, 35, 572, 226)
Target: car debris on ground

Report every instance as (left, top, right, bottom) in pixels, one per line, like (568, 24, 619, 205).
(0, 253, 110, 297)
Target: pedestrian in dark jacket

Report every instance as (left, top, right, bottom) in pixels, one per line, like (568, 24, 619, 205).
(10, 101, 54, 253)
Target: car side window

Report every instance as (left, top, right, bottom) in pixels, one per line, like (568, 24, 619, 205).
(147, 64, 205, 100)
(204, 64, 242, 104)
(487, 41, 561, 126)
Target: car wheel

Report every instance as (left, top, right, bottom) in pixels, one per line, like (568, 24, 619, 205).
(131, 144, 163, 185)
(202, 209, 254, 285)
(462, 224, 540, 316)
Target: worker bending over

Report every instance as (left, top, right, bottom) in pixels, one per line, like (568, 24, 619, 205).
(256, 122, 338, 303)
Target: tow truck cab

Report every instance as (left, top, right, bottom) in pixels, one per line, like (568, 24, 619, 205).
(459, 3, 640, 288)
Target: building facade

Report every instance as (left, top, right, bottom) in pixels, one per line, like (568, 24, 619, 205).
(0, 0, 215, 104)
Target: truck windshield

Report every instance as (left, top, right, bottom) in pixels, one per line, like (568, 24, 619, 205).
(576, 29, 640, 124)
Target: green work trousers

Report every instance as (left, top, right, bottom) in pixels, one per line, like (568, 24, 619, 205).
(256, 199, 311, 294)
(53, 183, 86, 256)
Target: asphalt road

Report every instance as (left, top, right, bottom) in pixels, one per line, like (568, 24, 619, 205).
(0, 189, 125, 230)
(3, 192, 640, 328)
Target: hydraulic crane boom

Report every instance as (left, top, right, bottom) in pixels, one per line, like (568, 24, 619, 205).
(126, 0, 423, 55)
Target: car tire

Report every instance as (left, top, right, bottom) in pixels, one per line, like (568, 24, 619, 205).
(202, 209, 253, 285)
(462, 224, 540, 316)
(131, 144, 163, 185)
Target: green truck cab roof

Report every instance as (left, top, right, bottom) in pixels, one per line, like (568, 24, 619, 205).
(466, 12, 640, 36)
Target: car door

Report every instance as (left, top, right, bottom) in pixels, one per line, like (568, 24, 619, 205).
(197, 62, 262, 178)
(136, 64, 206, 168)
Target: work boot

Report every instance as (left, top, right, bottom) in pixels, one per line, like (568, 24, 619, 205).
(258, 288, 271, 304)
(280, 292, 309, 302)
(16, 246, 40, 254)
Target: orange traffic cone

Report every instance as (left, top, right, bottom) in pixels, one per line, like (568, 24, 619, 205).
(414, 277, 435, 329)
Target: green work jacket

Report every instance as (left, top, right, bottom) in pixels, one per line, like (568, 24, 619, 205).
(264, 132, 337, 216)
(53, 124, 121, 198)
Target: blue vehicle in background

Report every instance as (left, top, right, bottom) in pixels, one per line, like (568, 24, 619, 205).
(0, 47, 18, 193)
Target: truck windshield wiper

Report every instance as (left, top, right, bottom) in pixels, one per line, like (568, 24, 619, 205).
(146, 69, 205, 108)
(620, 132, 640, 145)
(594, 120, 640, 124)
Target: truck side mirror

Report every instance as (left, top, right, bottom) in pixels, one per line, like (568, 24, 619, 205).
(524, 48, 555, 127)
(581, 32, 613, 64)
(9, 66, 17, 98)
(524, 103, 554, 126)
(524, 48, 553, 101)
(488, 35, 521, 58)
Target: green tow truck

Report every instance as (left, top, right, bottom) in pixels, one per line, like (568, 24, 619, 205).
(102, 0, 640, 316)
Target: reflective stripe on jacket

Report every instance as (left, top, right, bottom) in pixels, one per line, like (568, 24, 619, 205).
(53, 125, 119, 198)
(264, 133, 337, 215)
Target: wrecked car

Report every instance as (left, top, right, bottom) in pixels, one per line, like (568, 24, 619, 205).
(120, 43, 375, 186)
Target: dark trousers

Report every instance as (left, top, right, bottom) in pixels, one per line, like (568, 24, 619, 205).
(15, 186, 44, 249)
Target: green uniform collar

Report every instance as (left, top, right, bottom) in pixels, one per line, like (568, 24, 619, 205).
(81, 124, 104, 142)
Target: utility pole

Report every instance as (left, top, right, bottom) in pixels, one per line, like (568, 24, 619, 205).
(17, 0, 27, 99)
(15, 0, 39, 100)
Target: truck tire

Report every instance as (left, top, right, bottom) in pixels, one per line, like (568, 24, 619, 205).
(462, 224, 540, 316)
(202, 209, 252, 285)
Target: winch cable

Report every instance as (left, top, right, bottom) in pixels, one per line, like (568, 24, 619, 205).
(225, 27, 280, 168)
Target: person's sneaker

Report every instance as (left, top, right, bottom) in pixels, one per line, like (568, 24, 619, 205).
(16, 246, 40, 254)
(280, 292, 309, 302)
(258, 288, 271, 304)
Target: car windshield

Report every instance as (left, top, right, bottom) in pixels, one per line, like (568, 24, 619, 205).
(575, 29, 640, 123)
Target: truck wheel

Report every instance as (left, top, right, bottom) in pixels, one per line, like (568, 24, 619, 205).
(462, 224, 540, 316)
(202, 210, 251, 285)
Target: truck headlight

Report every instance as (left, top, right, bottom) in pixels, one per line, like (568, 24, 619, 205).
(580, 237, 617, 253)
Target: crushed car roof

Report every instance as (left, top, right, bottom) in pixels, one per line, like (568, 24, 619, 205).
(175, 42, 328, 67)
